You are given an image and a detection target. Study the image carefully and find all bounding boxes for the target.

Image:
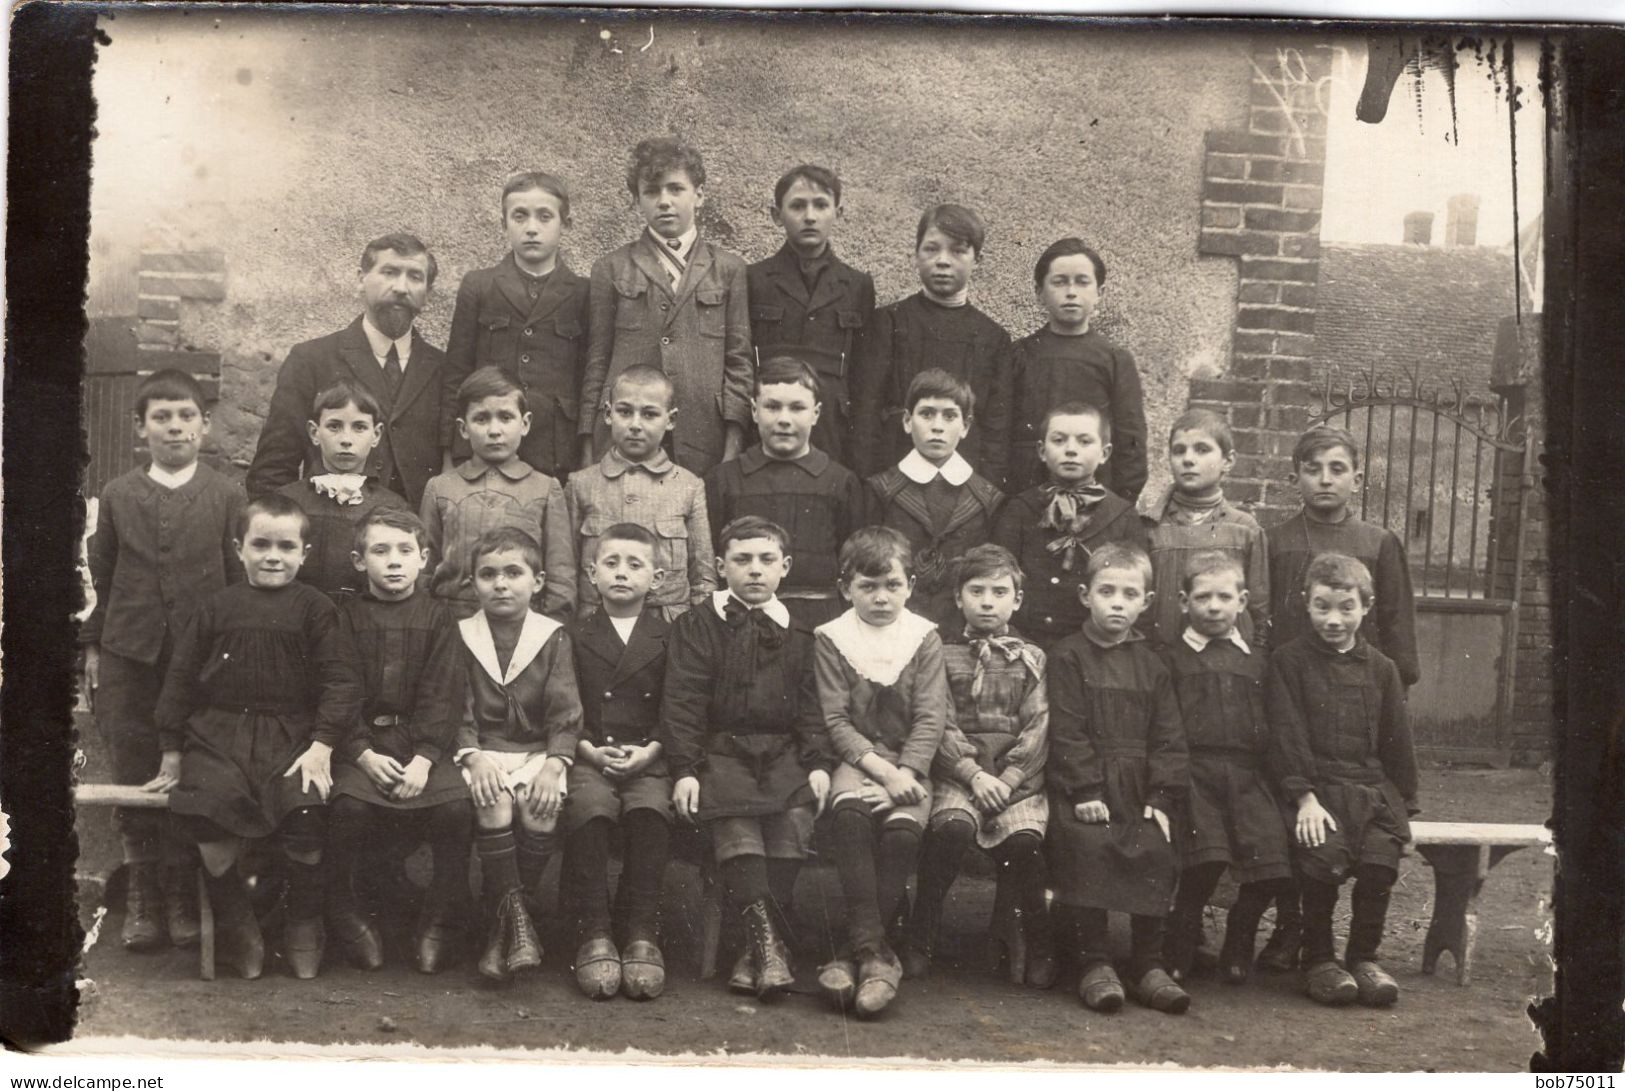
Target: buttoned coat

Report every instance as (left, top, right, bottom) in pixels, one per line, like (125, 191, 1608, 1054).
(441, 254, 590, 478)
(581, 234, 754, 476)
(246, 316, 447, 509)
(569, 607, 670, 752)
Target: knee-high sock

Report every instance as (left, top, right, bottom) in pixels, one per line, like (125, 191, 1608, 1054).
(515, 826, 554, 894)
(477, 828, 521, 905)
(424, 798, 474, 913)
(876, 824, 922, 931)
(991, 831, 1048, 921)
(914, 817, 975, 920)
(324, 796, 372, 914)
(832, 805, 884, 950)
(765, 857, 802, 936)
(720, 852, 770, 915)
(619, 809, 670, 940)
(1299, 875, 1342, 966)
(1346, 864, 1396, 964)
(1128, 913, 1167, 981)
(1076, 907, 1111, 970)
(566, 817, 613, 936)
(1228, 876, 1287, 949)
(1166, 861, 1225, 968)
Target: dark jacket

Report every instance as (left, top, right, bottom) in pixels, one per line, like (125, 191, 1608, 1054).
(747, 244, 876, 464)
(993, 487, 1150, 649)
(456, 610, 584, 757)
(442, 254, 590, 478)
(569, 607, 669, 750)
(246, 317, 447, 509)
(582, 234, 754, 476)
(866, 466, 1003, 625)
(82, 463, 245, 662)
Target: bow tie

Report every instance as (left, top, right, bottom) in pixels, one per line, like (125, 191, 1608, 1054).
(968, 633, 1033, 698)
(1040, 482, 1107, 571)
(723, 596, 783, 649)
(309, 473, 369, 506)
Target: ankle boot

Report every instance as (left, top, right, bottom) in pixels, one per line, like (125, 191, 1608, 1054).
(121, 862, 165, 952)
(329, 902, 384, 971)
(1023, 903, 1058, 989)
(743, 900, 793, 998)
(478, 892, 512, 982)
(281, 861, 327, 979)
(504, 889, 543, 974)
(203, 867, 264, 980)
(901, 891, 944, 979)
(1219, 907, 1259, 985)
(159, 860, 201, 948)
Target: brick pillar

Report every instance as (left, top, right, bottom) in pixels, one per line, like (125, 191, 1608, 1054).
(135, 249, 227, 461)
(1191, 43, 1332, 523)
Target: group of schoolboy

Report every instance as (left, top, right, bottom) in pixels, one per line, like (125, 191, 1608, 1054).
(82, 135, 1422, 1023)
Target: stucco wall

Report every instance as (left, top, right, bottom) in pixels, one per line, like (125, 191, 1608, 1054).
(90, 9, 1253, 505)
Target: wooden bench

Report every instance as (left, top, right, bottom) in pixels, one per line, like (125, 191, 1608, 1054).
(73, 783, 221, 981)
(1409, 820, 1551, 986)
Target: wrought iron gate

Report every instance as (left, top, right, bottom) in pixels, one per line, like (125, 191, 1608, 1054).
(1309, 366, 1533, 762)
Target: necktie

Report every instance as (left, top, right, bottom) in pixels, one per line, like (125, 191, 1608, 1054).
(383, 343, 404, 399)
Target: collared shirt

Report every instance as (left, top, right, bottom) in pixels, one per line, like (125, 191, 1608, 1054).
(739, 445, 828, 478)
(711, 589, 790, 629)
(1182, 625, 1252, 655)
(147, 462, 198, 490)
(565, 449, 714, 611)
(362, 314, 414, 371)
(897, 448, 973, 487)
(600, 447, 675, 479)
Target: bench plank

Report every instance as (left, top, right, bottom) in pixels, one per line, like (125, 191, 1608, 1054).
(74, 784, 170, 809)
(1409, 821, 1550, 847)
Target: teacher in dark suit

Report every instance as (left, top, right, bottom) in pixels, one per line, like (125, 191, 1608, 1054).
(246, 234, 446, 508)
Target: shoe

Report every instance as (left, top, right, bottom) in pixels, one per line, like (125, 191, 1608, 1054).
(121, 862, 165, 952)
(621, 939, 666, 1000)
(728, 951, 759, 995)
(901, 896, 942, 979)
(1257, 921, 1302, 972)
(1217, 923, 1254, 986)
(203, 868, 264, 980)
(329, 906, 384, 971)
(160, 861, 202, 948)
(283, 917, 326, 980)
(742, 901, 793, 998)
(1023, 905, 1059, 990)
(413, 908, 453, 975)
(1078, 962, 1125, 1013)
(1349, 960, 1399, 1007)
(1130, 967, 1191, 1014)
(854, 944, 903, 1017)
(1304, 960, 1359, 1006)
(504, 890, 543, 975)
(478, 896, 512, 982)
(816, 958, 857, 1008)
(573, 935, 622, 1000)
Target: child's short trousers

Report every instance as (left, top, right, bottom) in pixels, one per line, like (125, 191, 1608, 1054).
(563, 762, 673, 832)
(931, 779, 1049, 848)
(709, 806, 815, 863)
(831, 762, 933, 829)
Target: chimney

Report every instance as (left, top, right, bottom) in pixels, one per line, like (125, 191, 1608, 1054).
(1445, 193, 1480, 247)
(1403, 211, 1434, 245)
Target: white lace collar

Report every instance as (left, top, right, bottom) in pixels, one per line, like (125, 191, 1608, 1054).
(816, 607, 937, 687)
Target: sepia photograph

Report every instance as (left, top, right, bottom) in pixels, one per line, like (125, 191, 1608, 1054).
(7, 2, 1620, 1076)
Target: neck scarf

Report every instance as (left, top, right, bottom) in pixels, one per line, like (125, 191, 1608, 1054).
(965, 629, 1040, 699)
(1040, 480, 1108, 571)
(309, 473, 369, 506)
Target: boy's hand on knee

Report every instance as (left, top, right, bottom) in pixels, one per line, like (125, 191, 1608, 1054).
(854, 778, 894, 813)
(141, 750, 182, 794)
(1144, 805, 1171, 843)
(393, 755, 432, 801)
(285, 742, 334, 802)
(1073, 800, 1110, 824)
(80, 647, 99, 712)
(883, 767, 924, 807)
(1295, 793, 1337, 847)
(526, 757, 567, 822)
(465, 751, 506, 809)
(357, 749, 406, 793)
(970, 772, 1012, 815)
(673, 776, 701, 822)
(808, 769, 831, 818)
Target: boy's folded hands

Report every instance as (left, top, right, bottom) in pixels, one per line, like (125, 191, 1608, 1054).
(604, 741, 660, 780)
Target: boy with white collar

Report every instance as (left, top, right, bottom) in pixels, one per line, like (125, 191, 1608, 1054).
(660, 516, 834, 1001)
(453, 527, 585, 981)
(866, 368, 1004, 626)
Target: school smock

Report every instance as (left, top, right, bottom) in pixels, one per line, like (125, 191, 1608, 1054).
(1007, 327, 1148, 503)
(275, 476, 411, 600)
(581, 233, 753, 477)
(564, 449, 714, 615)
(419, 457, 577, 620)
(659, 594, 832, 821)
(1045, 627, 1187, 916)
(747, 243, 877, 465)
(704, 446, 867, 621)
(814, 608, 949, 779)
(1266, 633, 1418, 884)
(455, 609, 584, 758)
(934, 625, 1050, 846)
(441, 254, 590, 480)
(993, 486, 1150, 651)
(1266, 509, 1420, 685)
(331, 591, 469, 811)
(850, 292, 1013, 485)
(157, 581, 363, 839)
(1146, 490, 1270, 650)
(1160, 630, 1291, 884)
(82, 462, 246, 663)
(563, 607, 673, 830)
(866, 451, 1004, 627)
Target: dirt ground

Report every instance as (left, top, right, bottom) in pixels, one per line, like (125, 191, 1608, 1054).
(70, 766, 1552, 1072)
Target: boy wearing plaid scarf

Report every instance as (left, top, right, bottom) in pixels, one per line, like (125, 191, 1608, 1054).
(993, 402, 1148, 651)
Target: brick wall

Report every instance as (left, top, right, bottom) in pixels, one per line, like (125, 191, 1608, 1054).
(1191, 42, 1332, 525)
